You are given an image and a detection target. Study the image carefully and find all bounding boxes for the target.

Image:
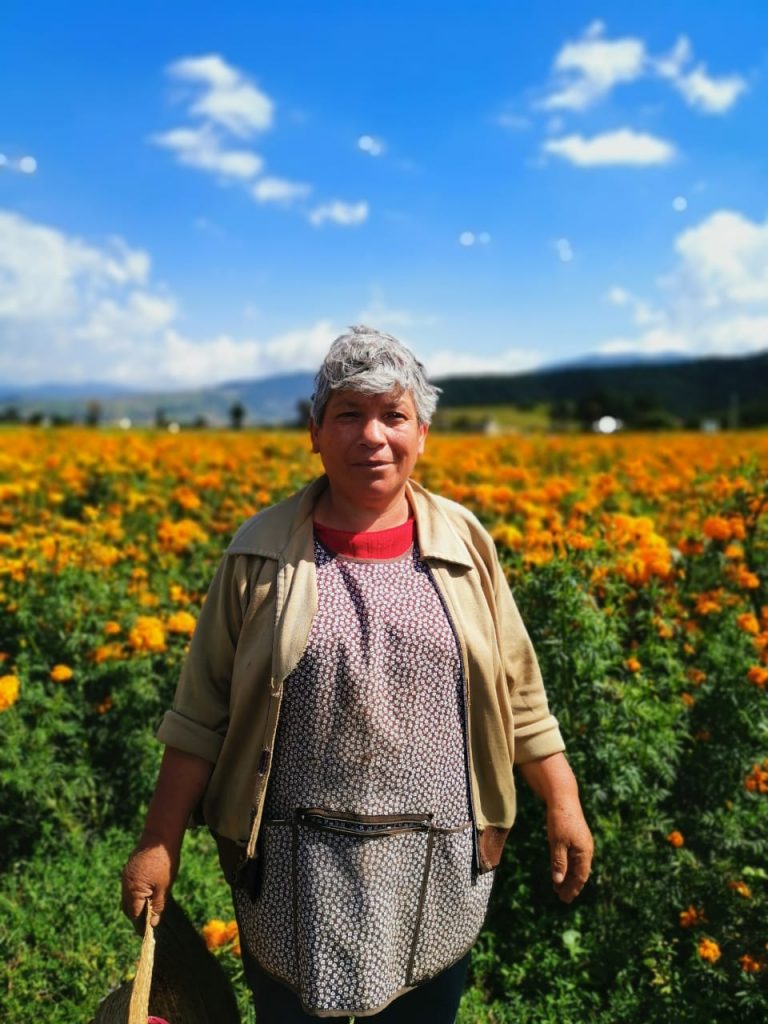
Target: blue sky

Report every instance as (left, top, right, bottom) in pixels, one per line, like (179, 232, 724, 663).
(2, 1, 767, 389)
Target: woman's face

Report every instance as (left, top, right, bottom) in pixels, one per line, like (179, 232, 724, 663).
(310, 388, 428, 508)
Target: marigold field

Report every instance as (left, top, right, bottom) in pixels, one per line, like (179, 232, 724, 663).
(1, 427, 767, 1023)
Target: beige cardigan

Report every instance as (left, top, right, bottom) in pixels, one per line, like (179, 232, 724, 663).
(156, 476, 565, 872)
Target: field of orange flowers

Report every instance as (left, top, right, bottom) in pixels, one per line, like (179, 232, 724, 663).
(1, 427, 766, 1023)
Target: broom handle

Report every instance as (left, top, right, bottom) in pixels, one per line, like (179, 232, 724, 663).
(127, 898, 155, 1024)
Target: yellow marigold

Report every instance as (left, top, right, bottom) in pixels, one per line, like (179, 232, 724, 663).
(50, 664, 73, 683)
(0, 674, 20, 712)
(697, 938, 721, 963)
(167, 610, 197, 635)
(728, 880, 752, 899)
(737, 613, 759, 634)
(746, 666, 768, 689)
(201, 918, 239, 950)
(128, 616, 166, 654)
(738, 953, 763, 974)
(170, 584, 190, 604)
(679, 905, 700, 928)
(625, 657, 641, 673)
(666, 830, 685, 848)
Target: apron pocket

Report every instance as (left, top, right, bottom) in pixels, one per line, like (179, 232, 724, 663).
(291, 807, 435, 1012)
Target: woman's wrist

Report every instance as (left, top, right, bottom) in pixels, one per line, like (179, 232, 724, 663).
(518, 751, 580, 806)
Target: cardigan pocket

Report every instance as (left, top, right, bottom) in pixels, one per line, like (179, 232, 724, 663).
(290, 807, 435, 1008)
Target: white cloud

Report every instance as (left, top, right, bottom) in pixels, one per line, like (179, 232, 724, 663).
(167, 54, 274, 136)
(0, 153, 38, 175)
(0, 207, 342, 388)
(540, 22, 647, 111)
(598, 210, 768, 358)
(358, 134, 386, 156)
(251, 176, 312, 204)
(151, 125, 263, 180)
(536, 24, 747, 118)
(543, 129, 676, 166)
(154, 55, 366, 222)
(309, 200, 368, 227)
(555, 237, 573, 262)
(672, 65, 748, 114)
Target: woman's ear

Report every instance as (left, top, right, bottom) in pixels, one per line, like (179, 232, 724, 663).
(309, 417, 320, 453)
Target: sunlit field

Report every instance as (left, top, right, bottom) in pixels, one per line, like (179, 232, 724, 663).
(1, 427, 766, 1022)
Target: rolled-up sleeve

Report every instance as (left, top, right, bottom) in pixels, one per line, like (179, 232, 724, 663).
(156, 552, 246, 763)
(490, 548, 566, 764)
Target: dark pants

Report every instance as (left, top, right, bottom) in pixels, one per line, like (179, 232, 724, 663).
(242, 949, 471, 1023)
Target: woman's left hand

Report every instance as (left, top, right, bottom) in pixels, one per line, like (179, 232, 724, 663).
(517, 752, 594, 903)
(546, 798, 593, 903)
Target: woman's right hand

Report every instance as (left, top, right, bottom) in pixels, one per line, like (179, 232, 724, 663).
(121, 835, 180, 931)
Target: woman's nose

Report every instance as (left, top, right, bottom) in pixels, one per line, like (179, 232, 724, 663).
(360, 416, 385, 444)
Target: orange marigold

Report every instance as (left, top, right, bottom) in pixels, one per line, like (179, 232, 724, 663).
(737, 613, 759, 634)
(728, 880, 752, 899)
(625, 657, 641, 673)
(738, 953, 763, 974)
(697, 938, 721, 963)
(50, 664, 73, 683)
(103, 621, 121, 636)
(702, 516, 732, 541)
(746, 666, 768, 689)
(666, 830, 685, 848)
(201, 919, 239, 950)
(679, 905, 700, 928)
(686, 668, 707, 685)
(744, 762, 768, 794)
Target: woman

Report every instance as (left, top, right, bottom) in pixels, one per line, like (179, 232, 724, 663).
(122, 325, 593, 1022)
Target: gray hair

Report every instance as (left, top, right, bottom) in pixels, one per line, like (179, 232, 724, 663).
(311, 325, 441, 425)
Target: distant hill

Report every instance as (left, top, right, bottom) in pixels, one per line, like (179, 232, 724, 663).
(434, 349, 768, 427)
(0, 372, 316, 426)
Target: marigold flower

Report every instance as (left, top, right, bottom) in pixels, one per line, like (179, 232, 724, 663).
(681, 692, 695, 708)
(129, 615, 166, 654)
(90, 643, 125, 664)
(728, 880, 752, 899)
(744, 763, 768, 794)
(625, 657, 641, 673)
(50, 664, 73, 683)
(737, 613, 759, 634)
(201, 918, 239, 950)
(0, 674, 20, 712)
(746, 666, 768, 689)
(697, 938, 721, 963)
(702, 516, 732, 542)
(167, 610, 197, 635)
(103, 621, 121, 636)
(666, 830, 684, 848)
(686, 668, 706, 685)
(97, 695, 113, 715)
(735, 567, 760, 590)
(738, 953, 763, 973)
(679, 905, 700, 928)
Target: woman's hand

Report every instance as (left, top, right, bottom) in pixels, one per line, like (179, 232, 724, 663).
(120, 746, 214, 931)
(517, 751, 594, 903)
(546, 799, 593, 903)
(121, 834, 180, 930)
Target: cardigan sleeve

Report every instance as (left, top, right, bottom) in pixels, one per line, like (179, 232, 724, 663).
(156, 551, 247, 763)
